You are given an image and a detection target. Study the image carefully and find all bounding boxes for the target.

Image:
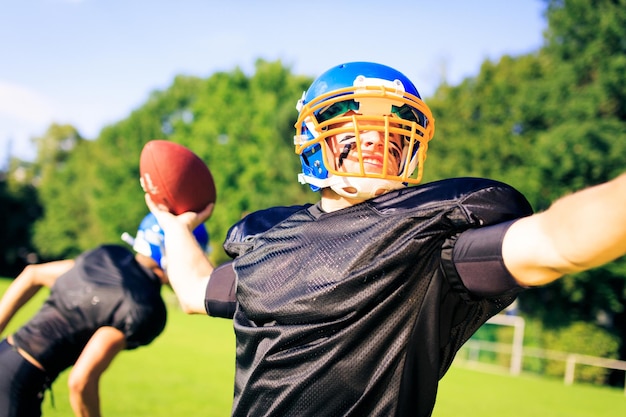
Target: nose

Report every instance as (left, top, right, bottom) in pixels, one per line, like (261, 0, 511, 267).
(360, 130, 384, 150)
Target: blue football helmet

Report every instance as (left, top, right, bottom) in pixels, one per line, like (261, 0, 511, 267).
(129, 213, 209, 270)
(294, 62, 435, 199)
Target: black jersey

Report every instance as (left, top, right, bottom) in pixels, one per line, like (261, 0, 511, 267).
(223, 177, 533, 417)
(11, 245, 167, 380)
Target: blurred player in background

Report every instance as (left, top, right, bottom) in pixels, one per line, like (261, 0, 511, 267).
(146, 62, 626, 417)
(0, 213, 209, 417)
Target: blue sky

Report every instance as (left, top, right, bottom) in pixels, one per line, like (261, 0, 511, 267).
(0, 0, 547, 164)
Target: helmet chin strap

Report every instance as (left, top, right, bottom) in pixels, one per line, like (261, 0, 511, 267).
(298, 173, 405, 200)
(330, 176, 405, 199)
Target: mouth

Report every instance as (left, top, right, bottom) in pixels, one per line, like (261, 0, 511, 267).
(336, 147, 399, 175)
(362, 156, 384, 167)
(358, 154, 399, 175)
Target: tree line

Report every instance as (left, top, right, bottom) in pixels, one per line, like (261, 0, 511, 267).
(2, 0, 626, 381)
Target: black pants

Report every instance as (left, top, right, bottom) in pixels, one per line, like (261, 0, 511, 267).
(0, 338, 48, 417)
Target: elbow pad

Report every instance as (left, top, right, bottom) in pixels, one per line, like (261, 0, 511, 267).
(204, 261, 237, 318)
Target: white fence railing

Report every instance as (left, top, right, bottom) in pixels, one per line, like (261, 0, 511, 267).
(458, 339, 626, 395)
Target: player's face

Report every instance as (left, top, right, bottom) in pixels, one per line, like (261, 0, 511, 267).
(326, 114, 404, 176)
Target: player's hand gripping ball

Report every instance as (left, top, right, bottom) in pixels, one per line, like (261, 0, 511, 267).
(139, 140, 216, 215)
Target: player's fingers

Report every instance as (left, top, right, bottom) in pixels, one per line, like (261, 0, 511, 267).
(144, 194, 177, 229)
(144, 193, 157, 211)
(145, 193, 169, 213)
(176, 202, 214, 229)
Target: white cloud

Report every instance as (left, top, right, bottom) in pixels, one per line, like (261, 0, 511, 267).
(0, 82, 59, 163)
(0, 81, 56, 125)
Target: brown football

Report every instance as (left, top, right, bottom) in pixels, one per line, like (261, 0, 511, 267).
(139, 140, 216, 215)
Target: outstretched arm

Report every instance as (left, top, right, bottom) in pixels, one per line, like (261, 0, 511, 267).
(503, 172, 626, 287)
(68, 326, 126, 417)
(0, 260, 74, 335)
(145, 194, 215, 314)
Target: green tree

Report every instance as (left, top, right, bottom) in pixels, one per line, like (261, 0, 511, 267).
(519, 0, 626, 339)
(0, 171, 41, 275)
(543, 322, 620, 384)
(425, 0, 626, 357)
(31, 76, 207, 258)
(87, 75, 206, 245)
(30, 62, 315, 263)
(425, 54, 547, 189)
(169, 59, 315, 262)
(29, 124, 90, 259)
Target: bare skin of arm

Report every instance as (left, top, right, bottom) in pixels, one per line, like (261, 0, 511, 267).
(145, 195, 215, 314)
(68, 326, 127, 417)
(503, 172, 626, 287)
(0, 260, 75, 335)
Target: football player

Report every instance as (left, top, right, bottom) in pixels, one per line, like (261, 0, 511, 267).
(147, 62, 626, 417)
(0, 214, 209, 417)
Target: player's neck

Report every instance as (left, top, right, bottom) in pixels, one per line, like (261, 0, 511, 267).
(320, 188, 366, 212)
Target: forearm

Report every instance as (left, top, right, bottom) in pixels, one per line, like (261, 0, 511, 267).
(0, 267, 42, 334)
(144, 195, 216, 314)
(504, 173, 626, 286)
(163, 220, 214, 314)
(541, 173, 626, 271)
(69, 380, 101, 417)
(68, 327, 125, 417)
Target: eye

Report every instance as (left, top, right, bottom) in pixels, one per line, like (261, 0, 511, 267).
(337, 134, 356, 144)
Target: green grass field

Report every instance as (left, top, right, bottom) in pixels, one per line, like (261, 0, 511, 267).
(2, 278, 626, 416)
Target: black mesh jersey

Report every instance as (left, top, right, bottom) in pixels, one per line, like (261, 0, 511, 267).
(223, 177, 533, 417)
(11, 245, 166, 380)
